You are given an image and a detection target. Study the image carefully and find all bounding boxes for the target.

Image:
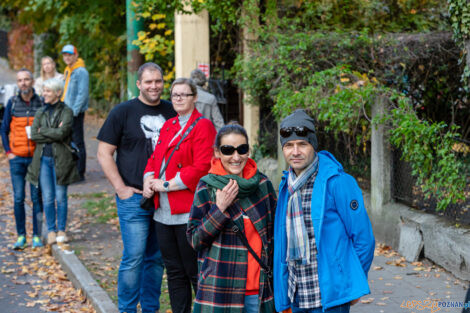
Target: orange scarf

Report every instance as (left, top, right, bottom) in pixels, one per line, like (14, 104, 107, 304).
(208, 157, 257, 179)
(61, 58, 86, 101)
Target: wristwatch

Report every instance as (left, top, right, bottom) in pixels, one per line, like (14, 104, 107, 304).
(163, 181, 170, 192)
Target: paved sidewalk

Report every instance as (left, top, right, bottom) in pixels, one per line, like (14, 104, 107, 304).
(352, 248, 469, 313)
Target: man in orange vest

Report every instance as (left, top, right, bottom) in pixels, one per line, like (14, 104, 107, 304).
(1, 68, 44, 249)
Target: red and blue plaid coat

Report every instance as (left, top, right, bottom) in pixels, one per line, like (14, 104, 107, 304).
(187, 173, 277, 313)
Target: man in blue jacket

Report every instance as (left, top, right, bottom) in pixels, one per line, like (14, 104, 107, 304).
(273, 109, 375, 313)
(61, 44, 89, 182)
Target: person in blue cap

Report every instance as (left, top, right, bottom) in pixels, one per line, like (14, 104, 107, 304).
(273, 109, 375, 313)
(61, 44, 89, 185)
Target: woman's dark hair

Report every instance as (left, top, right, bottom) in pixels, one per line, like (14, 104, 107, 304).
(214, 121, 249, 149)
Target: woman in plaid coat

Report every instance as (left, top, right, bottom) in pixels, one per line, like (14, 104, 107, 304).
(187, 123, 276, 313)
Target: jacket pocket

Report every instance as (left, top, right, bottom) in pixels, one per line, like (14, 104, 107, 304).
(199, 257, 212, 282)
(334, 255, 351, 292)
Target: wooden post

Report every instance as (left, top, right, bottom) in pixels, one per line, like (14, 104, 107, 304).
(241, 0, 260, 146)
(174, 5, 210, 78)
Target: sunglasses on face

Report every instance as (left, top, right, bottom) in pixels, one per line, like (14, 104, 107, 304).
(279, 126, 314, 138)
(219, 144, 249, 156)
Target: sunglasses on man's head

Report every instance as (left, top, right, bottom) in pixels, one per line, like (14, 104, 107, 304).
(219, 144, 249, 156)
(279, 126, 314, 138)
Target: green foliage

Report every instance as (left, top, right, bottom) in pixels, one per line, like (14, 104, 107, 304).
(295, 0, 447, 32)
(0, 13, 12, 31)
(235, 25, 467, 210)
(448, 0, 470, 87)
(385, 94, 467, 210)
(131, 1, 177, 91)
(189, 0, 241, 33)
(190, 0, 448, 35)
(448, 0, 470, 43)
(3, 0, 127, 113)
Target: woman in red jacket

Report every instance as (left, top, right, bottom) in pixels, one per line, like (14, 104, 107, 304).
(143, 77, 216, 313)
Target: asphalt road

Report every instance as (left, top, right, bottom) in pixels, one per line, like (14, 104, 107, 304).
(0, 220, 42, 313)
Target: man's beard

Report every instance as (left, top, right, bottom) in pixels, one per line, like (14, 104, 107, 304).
(20, 88, 32, 95)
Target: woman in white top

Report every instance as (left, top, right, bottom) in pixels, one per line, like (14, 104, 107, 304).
(34, 56, 64, 96)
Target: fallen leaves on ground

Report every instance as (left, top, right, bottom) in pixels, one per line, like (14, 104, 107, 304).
(385, 257, 407, 267)
(361, 297, 374, 304)
(0, 152, 96, 313)
(375, 243, 399, 257)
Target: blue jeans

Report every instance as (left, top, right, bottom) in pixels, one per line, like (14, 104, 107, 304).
(116, 193, 164, 313)
(40, 156, 68, 232)
(244, 295, 259, 313)
(292, 292, 350, 313)
(9, 156, 43, 236)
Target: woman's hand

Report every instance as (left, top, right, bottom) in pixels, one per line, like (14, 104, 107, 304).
(143, 176, 155, 198)
(216, 179, 238, 213)
(150, 178, 165, 192)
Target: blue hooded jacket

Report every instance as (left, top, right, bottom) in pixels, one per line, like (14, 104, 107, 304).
(274, 151, 375, 311)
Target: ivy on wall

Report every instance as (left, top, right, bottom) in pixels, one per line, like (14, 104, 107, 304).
(448, 0, 470, 87)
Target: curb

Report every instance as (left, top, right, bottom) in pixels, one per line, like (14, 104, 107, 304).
(51, 244, 119, 313)
(34, 202, 119, 313)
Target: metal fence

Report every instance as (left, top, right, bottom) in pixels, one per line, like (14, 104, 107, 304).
(392, 148, 470, 225)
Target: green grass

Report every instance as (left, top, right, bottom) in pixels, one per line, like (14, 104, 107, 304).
(70, 191, 110, 199)
(83, 193, 117, 224)
(159, 271, 172, 312)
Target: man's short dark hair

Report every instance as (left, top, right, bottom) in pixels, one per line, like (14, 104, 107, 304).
(17, 68, 33, 79)
(137, 63, 164, 81)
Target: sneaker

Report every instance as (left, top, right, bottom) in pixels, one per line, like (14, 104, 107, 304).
(47, 232, 56, 245)
(56, 231, 69, 243)
(13, 235, 27, 250)
(32, 236, 43, 248)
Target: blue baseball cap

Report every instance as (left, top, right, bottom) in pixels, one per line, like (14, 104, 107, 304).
(61, 44, 77, 55)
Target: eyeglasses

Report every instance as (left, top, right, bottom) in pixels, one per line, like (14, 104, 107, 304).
(279, 126, 314, 138)
(171, 93, 195, 100)
(219, 144, 249, 156)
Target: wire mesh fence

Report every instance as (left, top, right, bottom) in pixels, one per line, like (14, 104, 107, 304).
(392, 148, 470, 225)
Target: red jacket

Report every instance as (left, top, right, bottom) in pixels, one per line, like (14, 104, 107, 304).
(144, 109, 216, 215)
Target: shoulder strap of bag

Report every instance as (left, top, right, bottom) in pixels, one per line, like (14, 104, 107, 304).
(158, 116, 203, 178)
(10, 95, 18, 115)
(229, 220, 272, 278)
